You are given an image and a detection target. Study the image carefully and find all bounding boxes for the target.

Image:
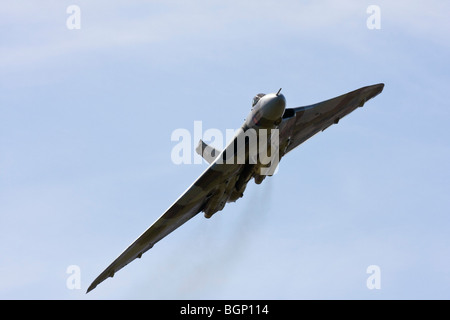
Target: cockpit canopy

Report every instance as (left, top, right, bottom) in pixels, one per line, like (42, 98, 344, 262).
(252, 93, 265, 108)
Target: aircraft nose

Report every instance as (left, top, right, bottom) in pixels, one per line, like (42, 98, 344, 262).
(263, 93, 286, 121)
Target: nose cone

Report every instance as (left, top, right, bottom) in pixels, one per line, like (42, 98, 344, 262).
(262, 93, 286, 121)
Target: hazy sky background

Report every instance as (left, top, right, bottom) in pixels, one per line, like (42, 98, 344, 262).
(1, 0, 449, 299)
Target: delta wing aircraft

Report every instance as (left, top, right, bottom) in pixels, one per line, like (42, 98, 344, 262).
(87, 83, 384, 293)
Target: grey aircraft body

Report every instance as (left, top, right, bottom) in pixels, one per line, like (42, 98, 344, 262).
(87, 83, 384, 293)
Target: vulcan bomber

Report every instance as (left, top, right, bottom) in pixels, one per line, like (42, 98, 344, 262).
(87, 83, 384, 293)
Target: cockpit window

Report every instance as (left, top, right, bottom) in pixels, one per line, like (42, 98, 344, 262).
(252, 93, 265, 108)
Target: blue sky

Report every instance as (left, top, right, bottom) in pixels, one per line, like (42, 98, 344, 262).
(1, 0, 449, 299)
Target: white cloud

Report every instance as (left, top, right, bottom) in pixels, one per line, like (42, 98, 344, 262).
(2, 1, 448, 70)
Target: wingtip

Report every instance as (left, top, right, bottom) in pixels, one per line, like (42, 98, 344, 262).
(366, 83, 385, 100)
(86, 284, 96, 294)
(369, 82, 384, 91)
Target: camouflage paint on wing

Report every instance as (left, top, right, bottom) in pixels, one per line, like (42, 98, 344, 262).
(278, 83, 384, 157)
(87, 138, 245, 293)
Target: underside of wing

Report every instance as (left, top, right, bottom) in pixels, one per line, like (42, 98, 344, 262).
(86, 158, 239, 293)
(87, 193, 203, 293)
(278, 83, 384, 157)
